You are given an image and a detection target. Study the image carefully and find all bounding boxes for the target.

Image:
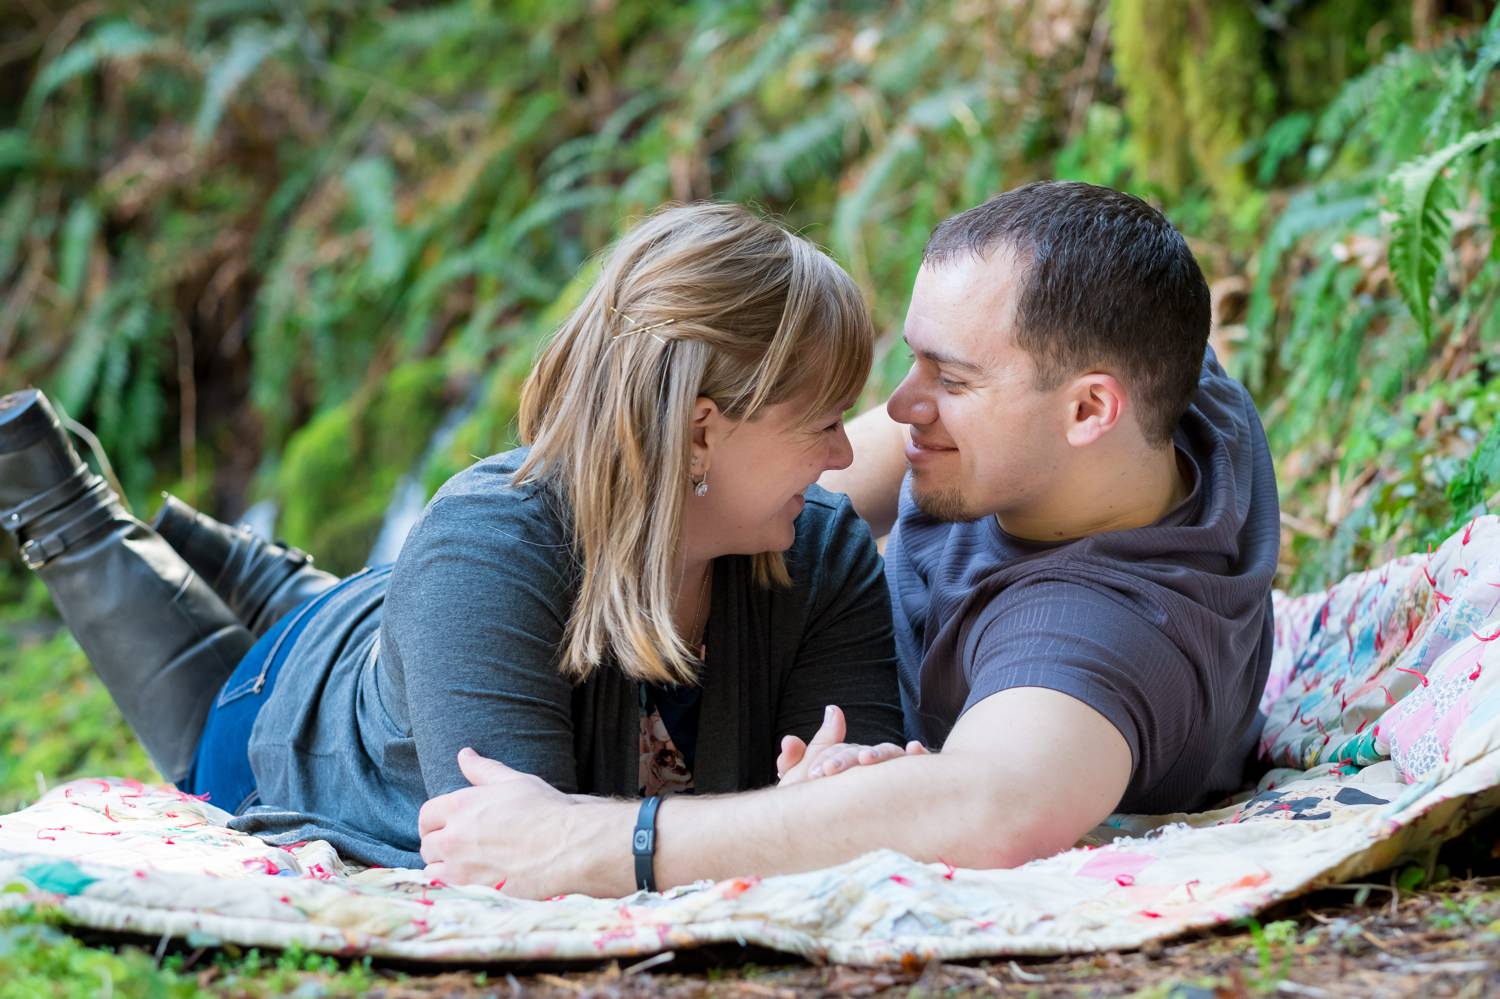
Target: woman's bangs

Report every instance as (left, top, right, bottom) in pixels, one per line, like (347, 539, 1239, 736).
(787, 276, 874, 422)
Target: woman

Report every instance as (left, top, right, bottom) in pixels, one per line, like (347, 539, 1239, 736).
(0, 202, 904, 869)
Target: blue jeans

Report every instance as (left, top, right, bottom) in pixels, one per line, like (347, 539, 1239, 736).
(177, 566, 380, 813)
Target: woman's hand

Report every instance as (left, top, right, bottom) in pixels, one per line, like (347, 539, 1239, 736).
(775, 705, 928, 785)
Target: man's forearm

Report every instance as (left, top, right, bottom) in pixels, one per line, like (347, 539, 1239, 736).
(564, 753, 1034, 894)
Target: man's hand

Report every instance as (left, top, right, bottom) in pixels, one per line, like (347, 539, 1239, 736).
(420, 748, 585, 897)
(775, 704, 927, 785)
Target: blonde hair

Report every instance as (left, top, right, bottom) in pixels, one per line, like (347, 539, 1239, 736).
(516, 202, 873, 686)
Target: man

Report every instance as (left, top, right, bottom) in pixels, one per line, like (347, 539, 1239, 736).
(418, 182, 1280, 896)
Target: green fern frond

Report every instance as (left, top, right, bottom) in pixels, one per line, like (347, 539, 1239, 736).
(1469, 4, 1500, 99)
(23, 20, 172, 127)
(730, 99, 857, 197)
(55, 290, 128, 412)
(1238, 183, 1377, 389)
(344, 157, 409, 287)
(192, 24, 297, 148)
(1313, 39, 1466, 160)
(343, 3, 506, 70)
(831, 126, 921, 284)
(0, 181, 34, 282)
(699, 0, 823, 122)
(1387, 123, 1500, 339)
(56, 200, 98, 303)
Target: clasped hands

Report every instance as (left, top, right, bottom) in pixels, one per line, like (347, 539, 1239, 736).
(774, 703, 927, 784)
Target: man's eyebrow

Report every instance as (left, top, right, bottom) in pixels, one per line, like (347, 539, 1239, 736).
(902, 336, 985, 375)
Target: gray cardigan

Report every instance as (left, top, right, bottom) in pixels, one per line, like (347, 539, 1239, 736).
(230, 449, 903, 867)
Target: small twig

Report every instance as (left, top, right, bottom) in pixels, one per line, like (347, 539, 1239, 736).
(1326, 882, 1396, 895)
(622, 951, 675, 977)
(1398, 959, 1493, 974)
(1281, 511, 1331, 539)
(1066, 0, 1111, 137)
(534, 973, 584, 992)
(1277, 981, 1336, 998)
(153, 929, 171, 966)
(728, 982, 795, 998)
(1008, 960, 1046, 983)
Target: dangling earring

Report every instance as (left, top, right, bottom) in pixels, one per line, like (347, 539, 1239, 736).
(690, 455, 709, 497)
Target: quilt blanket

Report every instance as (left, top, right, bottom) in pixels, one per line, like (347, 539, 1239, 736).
(2, 516, 1499, 965)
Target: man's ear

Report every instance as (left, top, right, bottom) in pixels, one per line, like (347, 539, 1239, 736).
(1064, 373, 1125, 447)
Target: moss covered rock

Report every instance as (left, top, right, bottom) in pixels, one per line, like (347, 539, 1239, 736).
(275, 359, 449, 574)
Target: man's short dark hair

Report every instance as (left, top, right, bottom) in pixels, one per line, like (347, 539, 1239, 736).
(923, 181, 1209, 447)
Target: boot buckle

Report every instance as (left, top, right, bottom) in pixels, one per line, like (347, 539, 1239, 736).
(19, 537, 53, 569)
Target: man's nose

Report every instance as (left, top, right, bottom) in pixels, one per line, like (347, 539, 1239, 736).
(888, 371, 935, 426)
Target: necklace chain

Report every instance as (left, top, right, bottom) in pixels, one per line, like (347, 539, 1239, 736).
(688, 560, 712, 662)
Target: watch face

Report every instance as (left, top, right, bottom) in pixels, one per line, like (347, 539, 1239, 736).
(634, 830, 650, 851)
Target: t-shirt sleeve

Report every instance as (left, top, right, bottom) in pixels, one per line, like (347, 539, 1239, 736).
(963, 579, 1200, 808)
(380, 488, 581, 798)
(775, 493, 905, 747)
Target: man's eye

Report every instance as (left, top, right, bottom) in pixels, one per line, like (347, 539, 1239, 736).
(937, 377, 964, 390)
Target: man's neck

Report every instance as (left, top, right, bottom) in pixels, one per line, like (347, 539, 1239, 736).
(998, 444, 1189, 543)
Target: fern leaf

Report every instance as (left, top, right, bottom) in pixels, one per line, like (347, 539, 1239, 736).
(0, 181, 34, 281)
(56, 289, 130, 412)
(700, 0, 822, 122)
(831, 127, 921, 281)
(0, 129, 41, 171)
(1469, 3, 1500, 98)
(730, 99, 856, 198)
(1386, 123, 1500, 338)
(1313, 38, 1466, 160)
(344, 157, 407, 286)
(23, 21, 168, 126)
(57, 199, 99, 302)
(192, 25, 296, 149)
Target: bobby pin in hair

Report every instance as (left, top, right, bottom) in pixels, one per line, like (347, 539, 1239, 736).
(608, 305, 676, 342)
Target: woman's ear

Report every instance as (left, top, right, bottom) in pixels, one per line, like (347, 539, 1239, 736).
(691, 396, 720, 468)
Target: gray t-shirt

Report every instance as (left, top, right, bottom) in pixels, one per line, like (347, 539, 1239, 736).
(231, 449, 903, 867)
(885, 349, 1279, 814)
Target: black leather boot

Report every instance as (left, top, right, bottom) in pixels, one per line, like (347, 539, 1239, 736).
(150, 495, 338, 638)
(0, 389, 254, 783)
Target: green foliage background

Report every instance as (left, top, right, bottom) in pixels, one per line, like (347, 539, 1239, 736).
(1, 0, 1498, 807)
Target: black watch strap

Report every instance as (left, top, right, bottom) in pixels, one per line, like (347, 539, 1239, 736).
(632, 794, 663, 892)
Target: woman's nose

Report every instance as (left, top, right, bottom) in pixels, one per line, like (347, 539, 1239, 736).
(826, 425, 854, 471)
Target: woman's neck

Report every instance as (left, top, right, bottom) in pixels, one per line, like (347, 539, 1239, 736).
(673, 556, 714, 645)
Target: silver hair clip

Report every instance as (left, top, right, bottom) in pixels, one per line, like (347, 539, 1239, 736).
(609, 306, 676, 343)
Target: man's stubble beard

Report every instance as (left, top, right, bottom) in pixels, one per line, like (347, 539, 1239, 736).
(909, 474, 982, 524)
